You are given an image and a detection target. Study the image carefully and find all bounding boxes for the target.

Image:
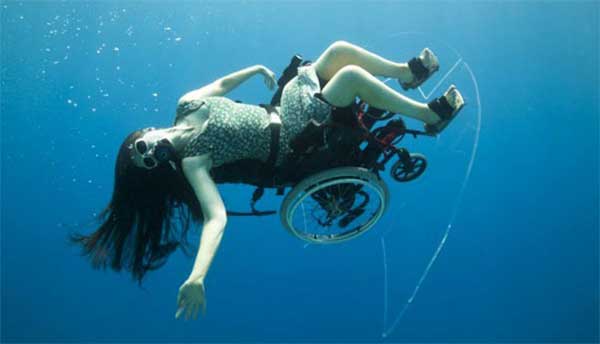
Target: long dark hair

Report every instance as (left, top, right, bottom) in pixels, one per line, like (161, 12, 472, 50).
(68, 129, 203, 287)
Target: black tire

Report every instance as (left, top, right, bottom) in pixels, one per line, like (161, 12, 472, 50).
(391, 153, 427, 182)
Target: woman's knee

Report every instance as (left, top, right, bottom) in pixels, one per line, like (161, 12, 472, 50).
(322, 41, 356, 63)
(327, 40, 353, 53)
(321, 65, 367, 107)
(315, 41, 364, 81)
(335, 64, 368, 83)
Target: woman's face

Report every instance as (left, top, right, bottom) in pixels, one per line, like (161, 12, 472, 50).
(130, 127, 164, 169)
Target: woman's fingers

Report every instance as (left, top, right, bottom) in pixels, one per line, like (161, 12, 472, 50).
(175, 305, 185, 319)
(193, 302, 200, 320)
(263, 71, 276, 90)
(176, 290, 187, 319)
(270, 73, 276, 88)
(185, 303, 194, 320)
(265, 76, 274, 90)
(175, 281, 206, 320)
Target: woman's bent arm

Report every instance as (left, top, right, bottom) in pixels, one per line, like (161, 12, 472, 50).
(219, 65, 266, 94)
(178, 65, 274, 106)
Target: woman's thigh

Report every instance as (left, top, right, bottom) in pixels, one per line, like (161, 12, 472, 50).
(280, 64, 332, 126)
(276, 64, 333, 165)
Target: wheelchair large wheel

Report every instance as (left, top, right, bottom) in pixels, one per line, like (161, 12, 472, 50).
(280, 167, 389, 244)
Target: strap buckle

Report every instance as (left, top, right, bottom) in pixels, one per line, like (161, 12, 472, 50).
(270, 111, 282, 126)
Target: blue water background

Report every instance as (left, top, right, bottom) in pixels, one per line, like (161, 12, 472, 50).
(1, 1, 598, 342)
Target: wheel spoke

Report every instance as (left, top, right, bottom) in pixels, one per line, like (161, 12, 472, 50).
(284, 168, 388, 243)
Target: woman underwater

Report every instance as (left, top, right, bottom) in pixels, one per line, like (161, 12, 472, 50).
(69, 41, 464, 320)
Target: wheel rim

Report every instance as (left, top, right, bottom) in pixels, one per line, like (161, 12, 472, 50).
(391, 155, 427, 182)
(283, 173, 387, 244)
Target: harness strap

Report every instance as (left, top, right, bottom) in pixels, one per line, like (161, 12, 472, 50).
(224, 186, 277, 217)
(259, 104, 282, 171)
(231, 104, 282, 217)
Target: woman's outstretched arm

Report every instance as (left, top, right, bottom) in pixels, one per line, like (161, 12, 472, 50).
(176, 153, 227, 320)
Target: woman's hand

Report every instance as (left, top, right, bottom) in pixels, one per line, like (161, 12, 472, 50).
(175, 277, 206, 320)
(257, 65, 277, 91)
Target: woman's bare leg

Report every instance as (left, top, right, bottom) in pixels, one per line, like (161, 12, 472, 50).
(321, 65, 439, 124)
(313, 40, 414, 84)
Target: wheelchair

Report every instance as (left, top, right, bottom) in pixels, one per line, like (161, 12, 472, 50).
(277, 99, 431, 244)
(211, 55, 433, 244)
